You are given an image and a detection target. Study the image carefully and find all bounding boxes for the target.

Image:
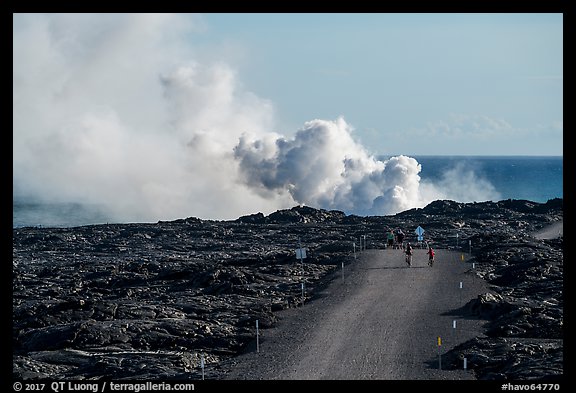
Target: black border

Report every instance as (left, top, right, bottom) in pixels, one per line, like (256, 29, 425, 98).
(9, 2, 569, 391)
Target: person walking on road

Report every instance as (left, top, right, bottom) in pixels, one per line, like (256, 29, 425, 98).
(427, 245, 435, 267)
(396, 229, 405, 250)
(387, 230, 395, 249)
(405, 242, 413, 267)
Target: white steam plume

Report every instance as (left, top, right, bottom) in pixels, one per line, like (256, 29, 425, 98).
(234, 118, 426, 215)
(419, 161, 501, 203)
(13, 13, 288, 221)
(13, 13, 500, 223)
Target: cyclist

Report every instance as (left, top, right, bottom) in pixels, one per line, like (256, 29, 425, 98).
(427, 245, 435, 267)
(405, 242, 413, 267)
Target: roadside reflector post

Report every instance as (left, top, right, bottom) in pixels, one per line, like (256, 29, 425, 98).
(464, 357, 467, 370)
(437, 336, 442, 370)
(341, 261, 344, 281)
(256, 320, 260, 353)
(353, 242, 356, 259)
(469, 239, 472, 254)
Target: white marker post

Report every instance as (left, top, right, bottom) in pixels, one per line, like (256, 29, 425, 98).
(363, 235, 366, 251)
(464, 357, 468, 370)
(353, 242, 356, 259)
(256, 319, 260, 353)
(341, 261, 345, 281)
(469, 239, 472, 254)
(453, 320, 457, 343)
(200, 353, 205, 380)
(301, 282, 305, 305)
(459, 281, 463, 304)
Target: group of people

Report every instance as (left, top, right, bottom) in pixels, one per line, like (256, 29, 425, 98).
(386, 228, 405, 250)
(403, 242, 435, 267)
(386, 228, 435, 267)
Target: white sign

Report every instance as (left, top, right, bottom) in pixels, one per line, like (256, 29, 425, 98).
(296, 248, 307, 259)
(415, 226, 425, 236)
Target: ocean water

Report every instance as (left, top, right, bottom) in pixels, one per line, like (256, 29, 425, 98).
(13, 156, 563, 228)
(412, 155, 563, 203)
(12, 199, 111, 229)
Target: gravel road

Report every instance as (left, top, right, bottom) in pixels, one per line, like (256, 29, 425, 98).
(219, 247, 490, 380)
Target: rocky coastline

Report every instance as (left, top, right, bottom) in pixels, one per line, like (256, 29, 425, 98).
(12, 199, 563, 380)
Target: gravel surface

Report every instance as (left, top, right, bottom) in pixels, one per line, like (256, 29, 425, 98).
(219, 248, 490, 380)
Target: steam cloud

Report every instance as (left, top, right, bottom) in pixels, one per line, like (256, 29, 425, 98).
(234, 118, 425, 215)
(13, 14, 500, 223)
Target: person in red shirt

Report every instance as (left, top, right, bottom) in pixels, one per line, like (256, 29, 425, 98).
(427, 245, 435, 267)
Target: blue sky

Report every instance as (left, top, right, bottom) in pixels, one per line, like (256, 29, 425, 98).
(196, 13, 563, 156)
